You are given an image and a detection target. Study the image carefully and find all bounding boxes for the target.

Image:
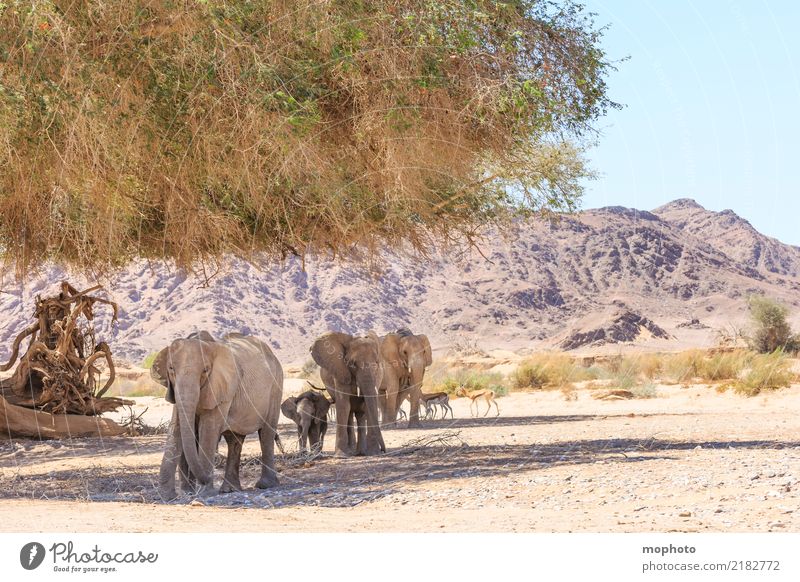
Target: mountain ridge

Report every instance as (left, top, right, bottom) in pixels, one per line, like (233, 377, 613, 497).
(2, 199, 799, 364)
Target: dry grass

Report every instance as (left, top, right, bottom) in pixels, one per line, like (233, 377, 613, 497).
(110, 378, 165, 398)
(508, 348, 795, 398)
(733, 351, 795, 396)
(435, 368, 508, 397)
(512, 353, 599, 390)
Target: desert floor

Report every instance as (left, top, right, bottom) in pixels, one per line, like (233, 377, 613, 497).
(1, 383, 798, 533)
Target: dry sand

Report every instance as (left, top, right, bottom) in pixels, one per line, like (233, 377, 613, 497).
(1, 382, 798, 533)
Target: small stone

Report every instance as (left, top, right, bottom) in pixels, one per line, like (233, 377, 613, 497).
(189, 499, 205, 507)
(749, 473, 760, 481)
(678, 511, 692, 518)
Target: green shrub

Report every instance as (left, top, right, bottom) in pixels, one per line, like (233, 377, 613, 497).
(141, 352, 158, 370)
(630, 382, 658, 399)
(748, 296, 798, 353)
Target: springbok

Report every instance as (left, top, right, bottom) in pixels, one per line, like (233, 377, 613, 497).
(420, 391, 453, 419)
(455, 385, 499, 417)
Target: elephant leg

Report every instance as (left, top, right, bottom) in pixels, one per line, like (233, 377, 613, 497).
(347, 411, 356, 451)
(334, 396, 353, 457)
(408, 386, 422, 428)
(196, 414, 224, 497)
(354, 408, 368, 456)
(256, 424, 280, 489)
(158, 409, 181, 501)
(300, 417, 311, 454)
(382, 386, 399, 428)
(220, 431, 244, 493)
(309, 423, 321, 453)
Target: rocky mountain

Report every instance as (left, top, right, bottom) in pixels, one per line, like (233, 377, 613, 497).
(2, 199, 799, 364)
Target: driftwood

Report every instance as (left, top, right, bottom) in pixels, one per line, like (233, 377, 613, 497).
(0, 282, 132, 438)
(0, 397, 126, 438)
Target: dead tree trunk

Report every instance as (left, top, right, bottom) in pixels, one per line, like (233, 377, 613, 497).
(0, 282, 132, 438)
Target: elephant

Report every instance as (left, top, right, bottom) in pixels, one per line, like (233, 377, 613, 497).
(310, 331, 385, 457)
(281, 390, 331, 453)
(378, 328, 432, 428)
(151, 332, 283, 499)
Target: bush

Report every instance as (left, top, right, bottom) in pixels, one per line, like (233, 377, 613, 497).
(438, 368, 507, 397)
(299, 358, 319, 379)
(698, 350, 750, 381)
(630, 382, 658, 399)
(661, 349, 705, 383)
(141, 352, 158, 370)
(733, 351, 795, 396)
(748, 296, 797, 353)
(512, 353, 598, 390)
(636, 353, 664, 380)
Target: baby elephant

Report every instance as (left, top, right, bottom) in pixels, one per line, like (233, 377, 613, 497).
(281, 391, 331, 453)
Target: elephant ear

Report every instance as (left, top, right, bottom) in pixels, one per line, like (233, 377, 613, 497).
(199, 342, 238, 411)
(311, 333, 351, 385)
(281, 397, 300, 423)
(150, 347, 174, 403)
(421, 335, 433, 367)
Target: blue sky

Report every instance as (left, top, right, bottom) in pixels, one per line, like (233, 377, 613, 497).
(580, 1, 800, 245)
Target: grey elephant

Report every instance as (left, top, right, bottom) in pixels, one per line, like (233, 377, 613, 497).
(310, 331, 385, 457)
(378, 328, 432, 428)
(281, 390, 331, 453)
(151, 332, 283, 499)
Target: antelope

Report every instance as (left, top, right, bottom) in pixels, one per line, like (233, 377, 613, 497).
(455, 385, 499, 417)
(420, 391, 453, 419)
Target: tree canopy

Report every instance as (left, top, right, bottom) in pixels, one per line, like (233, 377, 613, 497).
(0, 0, 616, 275)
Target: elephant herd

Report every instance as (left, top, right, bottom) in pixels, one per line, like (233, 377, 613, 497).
(149, 327, 432, 500)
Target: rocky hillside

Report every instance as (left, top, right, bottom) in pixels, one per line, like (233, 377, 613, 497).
(2, 199, 799, 364)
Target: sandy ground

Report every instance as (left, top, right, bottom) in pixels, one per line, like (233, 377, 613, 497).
(1, 383, 799, 533)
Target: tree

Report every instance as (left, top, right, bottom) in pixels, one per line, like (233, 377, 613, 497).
(748, 296, 796, 353)
(0, 0, 616, 275)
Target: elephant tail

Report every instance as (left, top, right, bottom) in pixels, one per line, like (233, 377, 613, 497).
(274, 433, 286, 455)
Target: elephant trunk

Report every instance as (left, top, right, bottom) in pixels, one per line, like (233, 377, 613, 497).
(406, 355, 426, 424)
(174, 380, 204, 482)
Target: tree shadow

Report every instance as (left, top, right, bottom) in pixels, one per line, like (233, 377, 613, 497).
(0, 435, 165, 465)
(3, 436, 795, 509)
